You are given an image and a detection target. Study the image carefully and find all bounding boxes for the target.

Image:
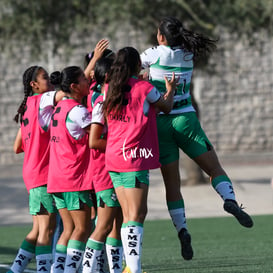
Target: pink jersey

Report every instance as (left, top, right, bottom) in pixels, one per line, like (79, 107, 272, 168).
(91, 95, 113, 192)
(86, 81, 97, 113)
(21, 95, 50, 192)
(92, 149, 113, 192)
(105, 77, 161, 172)
(47, 99, 92, 193)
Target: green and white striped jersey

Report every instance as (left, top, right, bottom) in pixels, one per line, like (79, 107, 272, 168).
(141, 45, 195, 115)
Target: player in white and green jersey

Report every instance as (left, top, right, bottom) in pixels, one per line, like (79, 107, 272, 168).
(141, 16, 253, 261)
(141, 44, 195, 115)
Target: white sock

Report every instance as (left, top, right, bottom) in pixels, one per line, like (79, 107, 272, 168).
(65, 246, 84, 273)
(124, 224, 143, 273)
(52, 252, 66, 273)
(214, 181, 235, 201)
(120, 223, 128, 269)
(82, 239, 105, 273)
(120, 225, 127, 254)
(169, 208, 187, 232)
(106, 243, 123, 273)
(102, 245, 110, 273)
(36, 253, 53, 273)
(10, 248, 35, 273)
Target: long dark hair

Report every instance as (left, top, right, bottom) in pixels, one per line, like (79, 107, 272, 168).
(92, 51, 115, 93)
(102, 47, 140, 116)
(158, 16, 217, 61)
(14, 66, 43, 123)
(50, 66, 82, 94)
(84, 49, 115, 68)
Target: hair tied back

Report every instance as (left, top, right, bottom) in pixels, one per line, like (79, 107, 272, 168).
(50, 71, 62, 86)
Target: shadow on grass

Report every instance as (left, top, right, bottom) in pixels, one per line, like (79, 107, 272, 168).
(0, 246, 18, 255)
(143, 257, 263, 272)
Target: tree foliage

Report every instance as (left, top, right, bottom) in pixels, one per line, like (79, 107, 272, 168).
(206, 0, 273, 35)
(0, 0, 272, 57)
(0, 0, 95, 55)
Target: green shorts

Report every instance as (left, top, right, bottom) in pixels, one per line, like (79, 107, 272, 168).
(157, 112, 213, 165)
(53, 191, 93, 211)
(109, 170, 149, 189)
(96, 188, 120, 208)
(29, 185, 57, 215)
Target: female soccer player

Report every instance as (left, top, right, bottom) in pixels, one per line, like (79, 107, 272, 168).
(47, 66, 93, 273)
(140, 16, 253, 260)
(10, 66, 65, 273)
(102, 46, 177, 273)
(82, 56, 124, 273)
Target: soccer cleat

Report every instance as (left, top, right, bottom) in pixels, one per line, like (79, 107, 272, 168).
(178, 228, 193, 260)
(224, 199, 253, 228)
(122, 266, 132, 273)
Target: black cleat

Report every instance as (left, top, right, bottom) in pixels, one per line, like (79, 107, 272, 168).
(224, 199, 253, 228)
(178, 228, 193, 260)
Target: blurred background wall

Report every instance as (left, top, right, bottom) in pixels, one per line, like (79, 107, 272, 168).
(0, 0, 272, 166)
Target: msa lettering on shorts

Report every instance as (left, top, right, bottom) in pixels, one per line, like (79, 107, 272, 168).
(122, 139, 153, 161)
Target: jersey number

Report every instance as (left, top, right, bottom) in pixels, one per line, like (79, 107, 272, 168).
(22, 105, 29, 127)
(51, 107, 61, 127)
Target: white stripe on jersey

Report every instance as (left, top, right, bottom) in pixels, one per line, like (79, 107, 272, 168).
(39, 91, 56, 130)
(67, 105, 91, 139)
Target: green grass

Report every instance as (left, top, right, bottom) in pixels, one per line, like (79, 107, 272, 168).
(1, 215, 273, 273)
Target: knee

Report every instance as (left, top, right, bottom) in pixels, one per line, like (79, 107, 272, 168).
(138, 208, 147, 223)
(48, 221, 57, 238)
(129, 207, 147, 224)
(100, 222, 114, 237)
(91, 223, 113, 242)
(74, 222, 92, 239)
(62, 226, 74, 241)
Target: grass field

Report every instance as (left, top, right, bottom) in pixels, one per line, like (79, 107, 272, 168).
(0, 215, 272, 273)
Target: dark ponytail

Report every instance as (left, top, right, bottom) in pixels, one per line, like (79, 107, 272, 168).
(51, 66, 82, 94)
(14, 66, 41, 123)
(50, 71, 62, 91)
(103, 47, 140, 117)
(158, 16, 217, 61)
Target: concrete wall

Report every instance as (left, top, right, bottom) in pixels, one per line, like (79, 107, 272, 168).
(194, 31, 273, 153)
(0, 30, 272, 165)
